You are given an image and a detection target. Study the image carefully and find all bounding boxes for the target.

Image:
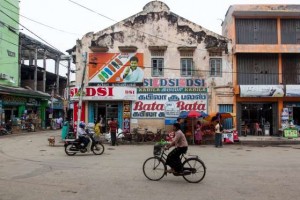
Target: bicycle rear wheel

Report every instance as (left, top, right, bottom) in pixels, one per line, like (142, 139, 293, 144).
(143, 157, 166, 181)
(182, 158, 206, 183)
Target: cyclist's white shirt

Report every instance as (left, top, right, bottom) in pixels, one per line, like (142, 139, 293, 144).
(173, 130, 188, 147)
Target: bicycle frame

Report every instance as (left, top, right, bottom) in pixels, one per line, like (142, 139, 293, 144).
(155, 147, 198, 168)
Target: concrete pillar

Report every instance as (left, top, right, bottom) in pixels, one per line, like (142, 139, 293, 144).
(34, 48, 38, 91)
(29, 51, 34, 65)
(55, 57, 60, 95)
(43, 53, 47, 92)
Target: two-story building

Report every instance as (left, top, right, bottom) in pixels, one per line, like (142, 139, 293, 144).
(222, 5, 300, 136)
(71, 1, 233, 133)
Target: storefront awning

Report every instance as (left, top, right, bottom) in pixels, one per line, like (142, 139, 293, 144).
(0, 85, 50, 99)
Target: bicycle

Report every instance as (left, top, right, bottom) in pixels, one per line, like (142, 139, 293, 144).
(142, 142, 206, 183)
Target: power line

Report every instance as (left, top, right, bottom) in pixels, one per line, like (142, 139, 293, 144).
(1, 4, 80, 36)
(0, 9, 64, 53)
(67, 0, 218, 53)
(0, 37, 69, 69)
(0, 35, 296, 76)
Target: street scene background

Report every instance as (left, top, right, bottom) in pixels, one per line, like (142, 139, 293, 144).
(0, 131, 299, 200)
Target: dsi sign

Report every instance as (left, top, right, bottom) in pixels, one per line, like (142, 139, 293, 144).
(143, 78, 205, 87)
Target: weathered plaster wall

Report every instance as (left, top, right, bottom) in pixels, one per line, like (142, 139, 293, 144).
(75, 1, 233, 128)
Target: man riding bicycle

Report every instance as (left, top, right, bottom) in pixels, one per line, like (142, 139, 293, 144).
(165, 123, 188, 175)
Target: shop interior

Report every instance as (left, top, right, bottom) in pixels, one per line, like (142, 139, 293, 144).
(95, 103, 118, 132)
(292, 107, 300, 125)
(241, 103, 273, 136)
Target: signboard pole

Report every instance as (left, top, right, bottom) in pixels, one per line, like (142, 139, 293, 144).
(76, 52, 87, 138)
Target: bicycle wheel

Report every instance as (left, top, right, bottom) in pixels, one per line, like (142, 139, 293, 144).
(182, 158, 206, 183)
(143, 157, 166, 181)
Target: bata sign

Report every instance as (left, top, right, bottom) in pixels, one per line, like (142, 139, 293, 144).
(132, 93, 207, 118)
(70, 86, 137, 100)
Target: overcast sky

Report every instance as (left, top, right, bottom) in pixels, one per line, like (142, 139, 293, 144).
(18, 0, 300, 77)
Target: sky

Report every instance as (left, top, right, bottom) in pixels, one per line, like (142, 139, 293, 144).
(18, 0, 300, 78)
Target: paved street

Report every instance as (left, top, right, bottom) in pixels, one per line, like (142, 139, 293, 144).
(0, 130, 300, 200)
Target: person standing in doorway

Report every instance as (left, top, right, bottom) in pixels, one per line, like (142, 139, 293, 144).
(215, 120, 223, 148)
(108, 118, 118, 146)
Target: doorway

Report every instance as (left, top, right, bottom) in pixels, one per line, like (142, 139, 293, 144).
(240, 103, 274, 135)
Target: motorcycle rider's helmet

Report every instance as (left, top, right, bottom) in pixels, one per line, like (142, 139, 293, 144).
(79, 122, 86, 129)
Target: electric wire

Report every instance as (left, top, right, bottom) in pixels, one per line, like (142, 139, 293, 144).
(67, 0, 222, 53)
(1, 4, 80, 36)
(0, 37, 70, 69)
(0, 9, 64, 54)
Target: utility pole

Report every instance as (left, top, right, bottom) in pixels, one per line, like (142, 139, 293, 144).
(76, 52, 87, 137)
(61, 55, 72, 121)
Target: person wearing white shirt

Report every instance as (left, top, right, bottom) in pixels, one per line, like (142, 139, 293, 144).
(121, 56, 144, 83)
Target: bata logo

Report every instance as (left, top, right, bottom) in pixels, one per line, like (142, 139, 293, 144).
(70, 87, 113, 97)
(133, 101, 206, 111)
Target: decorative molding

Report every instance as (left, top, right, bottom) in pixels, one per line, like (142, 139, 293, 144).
(118, 46, 137, 52)
(177, 46, 197, 52)
(148, 46, 168, 51)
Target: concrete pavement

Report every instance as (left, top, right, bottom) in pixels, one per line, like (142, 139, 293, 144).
(0, 130, 300, 200)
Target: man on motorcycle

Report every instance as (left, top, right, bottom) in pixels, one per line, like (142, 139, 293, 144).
(78, 122, 91, 150)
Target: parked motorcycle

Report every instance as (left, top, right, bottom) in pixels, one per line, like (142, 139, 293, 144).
(64, 132, 105, 156)
(0, 122, 12, 135)
(25, 121, 35, 132)
(104, 128, 131, 143)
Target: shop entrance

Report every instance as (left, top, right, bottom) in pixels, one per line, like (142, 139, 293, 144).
(240, 103, 274, 136)
(293, 107, 300, 125)
(95, 103, 119, 133)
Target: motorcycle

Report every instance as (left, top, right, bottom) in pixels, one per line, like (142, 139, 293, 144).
(64, 132, 105, 156)
(25, 121, 35, 132)
(0, 122, 12, 135)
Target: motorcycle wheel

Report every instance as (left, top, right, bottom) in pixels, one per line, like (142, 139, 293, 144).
(65, 144, 76, 156)
(92, 142, 105, 155)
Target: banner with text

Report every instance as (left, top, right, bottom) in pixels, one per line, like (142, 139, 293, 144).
(132, 93, 207, 118)
(240, 85, 284, 97)
(70, 86, 137, 101)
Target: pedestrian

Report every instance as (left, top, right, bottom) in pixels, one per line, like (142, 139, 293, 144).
(94, 119, 102, 139)
(108, 118, 118, 146)
(195, 121, 203, 145)
(215, 120, 223, 148)
(57, 116, 63, 129)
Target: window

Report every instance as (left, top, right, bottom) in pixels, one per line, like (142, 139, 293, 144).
(210, 58, 222, 77)
(151, 58, 164, 77)
(181, 58, 193, 76)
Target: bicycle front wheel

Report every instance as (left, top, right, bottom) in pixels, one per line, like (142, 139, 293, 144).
(182, 158, 206, 183)
(143, 157, 166, 181)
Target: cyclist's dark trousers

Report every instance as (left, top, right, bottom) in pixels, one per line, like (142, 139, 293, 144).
(79, 136, 89, 148)
(111, 131, 116, 146)
(166, 147, 188, 172)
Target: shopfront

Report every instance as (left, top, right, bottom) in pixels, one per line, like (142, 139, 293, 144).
(70, 86, 137, 132)
(0, 86, 50, 131)
(131, 78, 207, 132)
(236, 85, 283, 136)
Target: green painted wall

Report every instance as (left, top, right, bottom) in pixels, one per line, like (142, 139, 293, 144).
(0, 0, 19, 87)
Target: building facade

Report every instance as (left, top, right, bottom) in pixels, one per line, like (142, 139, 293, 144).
(0, 0, 68, 130)
(72, 1, 233, 133)
(222, 5, 300, 136)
